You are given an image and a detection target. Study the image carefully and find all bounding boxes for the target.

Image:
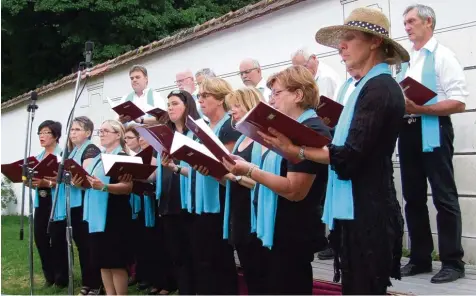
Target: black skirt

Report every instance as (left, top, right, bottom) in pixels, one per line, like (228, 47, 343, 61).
(90, 193, 133, 269)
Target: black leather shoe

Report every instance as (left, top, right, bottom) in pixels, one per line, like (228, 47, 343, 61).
(431, 267, 465, 284)
(401, 263, 432, 276)
(317, 247, 334, 260)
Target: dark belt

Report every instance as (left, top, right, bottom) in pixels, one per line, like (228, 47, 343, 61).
(403, 115, 451, 125)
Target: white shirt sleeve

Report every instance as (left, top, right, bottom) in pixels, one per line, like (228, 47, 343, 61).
(152, 91, 167, 110)
(437, 49, 469, 104)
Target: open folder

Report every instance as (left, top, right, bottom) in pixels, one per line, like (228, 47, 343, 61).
(399, 76, 437, 106)
(316, 95, 344, 128)
(136, 125, 174, 155)
(169, 132, 229, 179)
(64, 159, 92, 188)
(235, 102, 331, 163)
(107, 97, 167, 121)
(185, 116, 235, 164)
(1, 154, 60, 183)
(101, 154, 157, 180)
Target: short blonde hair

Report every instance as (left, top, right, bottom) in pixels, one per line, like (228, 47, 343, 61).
(200, 77, 234, 111)
(266, 65, 320, 109)
(102, 119, 129, 154)
(225, 87, 264, 113)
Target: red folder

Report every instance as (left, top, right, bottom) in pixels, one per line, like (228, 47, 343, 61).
(399, 76, 437, 106)
(112, 101, 145, 121)
(136, 125, 174, 154)
(146, 108, 168, 120)
(316, 96, 343, 128)
(235, 102, 331, 162)
(136, 145, 154, 165)
(105, 163, 157, 180)
(64, 159, 92, 188)
(170, 132, 228, 179)
(185, 116, 235, 164)
(32, 154, 59, 179)
(1, 157, 39, 183)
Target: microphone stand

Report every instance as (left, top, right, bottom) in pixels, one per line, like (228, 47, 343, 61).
(47, 41, 94, 296)
(20, 92, 38, 295)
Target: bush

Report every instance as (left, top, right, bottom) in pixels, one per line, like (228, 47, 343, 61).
(1, 177, 17, 210)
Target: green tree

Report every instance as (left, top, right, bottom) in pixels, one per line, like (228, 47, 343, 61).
(1, 177, 17, 210)
(1, 0, 259, 102)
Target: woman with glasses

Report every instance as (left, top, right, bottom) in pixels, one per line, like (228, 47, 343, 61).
(49, 116, 103, 295)
(157, 90, 201, 295)
(222, 87, 269, 294)
(29, 120, 68, 288)
(223, 66, 331, 294)
(84, 119, 134, 295)
(190, 78, 241, 295)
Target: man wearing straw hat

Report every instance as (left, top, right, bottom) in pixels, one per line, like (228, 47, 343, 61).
(397, 4, 468, 284)
(311, 7, 408, 294)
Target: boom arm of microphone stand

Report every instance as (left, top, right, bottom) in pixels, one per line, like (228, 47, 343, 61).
(47, 70, 90, 234)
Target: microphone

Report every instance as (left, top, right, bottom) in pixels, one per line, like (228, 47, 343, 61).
(84, 41, 94, 74)
(28, 91, 38, 120)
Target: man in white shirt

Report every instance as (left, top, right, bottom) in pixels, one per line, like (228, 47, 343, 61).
(239, 58, 271, 101)
(291, 48, 342, 100)
(176, 70, 197, 97)
(118, 65, 165, 125)
(398, 4, 468, 284)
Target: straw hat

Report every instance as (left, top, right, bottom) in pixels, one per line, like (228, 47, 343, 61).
(315, 7, 409, 63)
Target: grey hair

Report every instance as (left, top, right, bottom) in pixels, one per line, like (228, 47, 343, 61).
(195, 68, 216, 78)
(129, 64, 148, 77)
(403, 4, 436, 31)
(291, 48, 315, 60)
(241, 58, 261, 69)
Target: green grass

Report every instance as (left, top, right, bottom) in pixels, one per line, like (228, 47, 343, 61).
(1, 215, 147, 295)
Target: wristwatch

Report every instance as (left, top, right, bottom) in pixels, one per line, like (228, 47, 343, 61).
(235, 176, 243, 183)
(298, 146, 306, 160)
(174, 166, 182, 175)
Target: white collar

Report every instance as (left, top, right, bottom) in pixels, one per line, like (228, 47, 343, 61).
(413, 36, 437, 53)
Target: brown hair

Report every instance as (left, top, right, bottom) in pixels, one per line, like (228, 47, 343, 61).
(266, 65, 320, 109)
(67, 116, 95, 151)
(124, 123, 140, 137)
(225, 87, 263, 113)
(200, 77, 234, 111)
(129, 65, 148, 77)
(362, 32, 401, 65)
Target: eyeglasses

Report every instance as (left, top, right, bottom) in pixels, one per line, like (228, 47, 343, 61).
(124, 136, 138, 140)
(96, 129, 118, 136)
(197, 92, 211, 100)
(175, 77, 193, 84)
(271, 89, 287, 97)
(37, 132, 53, 136)
(239, 68, 257, 76)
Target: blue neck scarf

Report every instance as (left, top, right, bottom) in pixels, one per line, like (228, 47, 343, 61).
(180, 130, 195, 210)
(191, 113, 230, 214)
(257, 109, 317, 249)
(335, 78, 353, 105)
(396, 44, 440, 152)
(53, 140, 92, 221)
(34, 145, 62, 209)
(130, 194, 142, 220)
(223, 137, 262, 239)
(126, 88, 154, 106)
(323, 63, 391, 230)
(83, 145, 122, 233)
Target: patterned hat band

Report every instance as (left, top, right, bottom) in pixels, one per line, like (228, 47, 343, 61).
(345, 20, 389, 37)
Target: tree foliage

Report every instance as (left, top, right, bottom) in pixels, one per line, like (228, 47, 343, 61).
(1, 0, 259, 102)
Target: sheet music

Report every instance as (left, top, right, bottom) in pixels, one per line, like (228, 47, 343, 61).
(101, 154, 143, 174)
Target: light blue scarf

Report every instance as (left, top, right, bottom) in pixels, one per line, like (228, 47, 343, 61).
(323, 63, 391, 230)
(126, 88, 154, 106)
(53, 140, 92, 221)
(257, 109, 317, 249)
(130, 194, 142, 220)
(181, 130, 195, 210)
(396, 44, 440, 152)
(34, 145, 62, 209)
(191, 113, 230, 214)
(83, 146, 122, 233)
(223, 137, 262, 239)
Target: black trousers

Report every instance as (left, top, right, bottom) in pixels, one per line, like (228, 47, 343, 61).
(33, 190, 68, 285)
(163, 211, 195, 295)
(264, 242, 314, 295)
(399, 116, 464, 270)
(190, 213, 238, 295)
(52, 205, 102, 289)
(235, 234, 269, 295)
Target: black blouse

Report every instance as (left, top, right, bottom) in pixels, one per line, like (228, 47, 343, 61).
(255, 117, 331, 252)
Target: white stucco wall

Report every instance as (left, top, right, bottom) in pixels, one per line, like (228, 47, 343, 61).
(2, 0, 475, 262)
